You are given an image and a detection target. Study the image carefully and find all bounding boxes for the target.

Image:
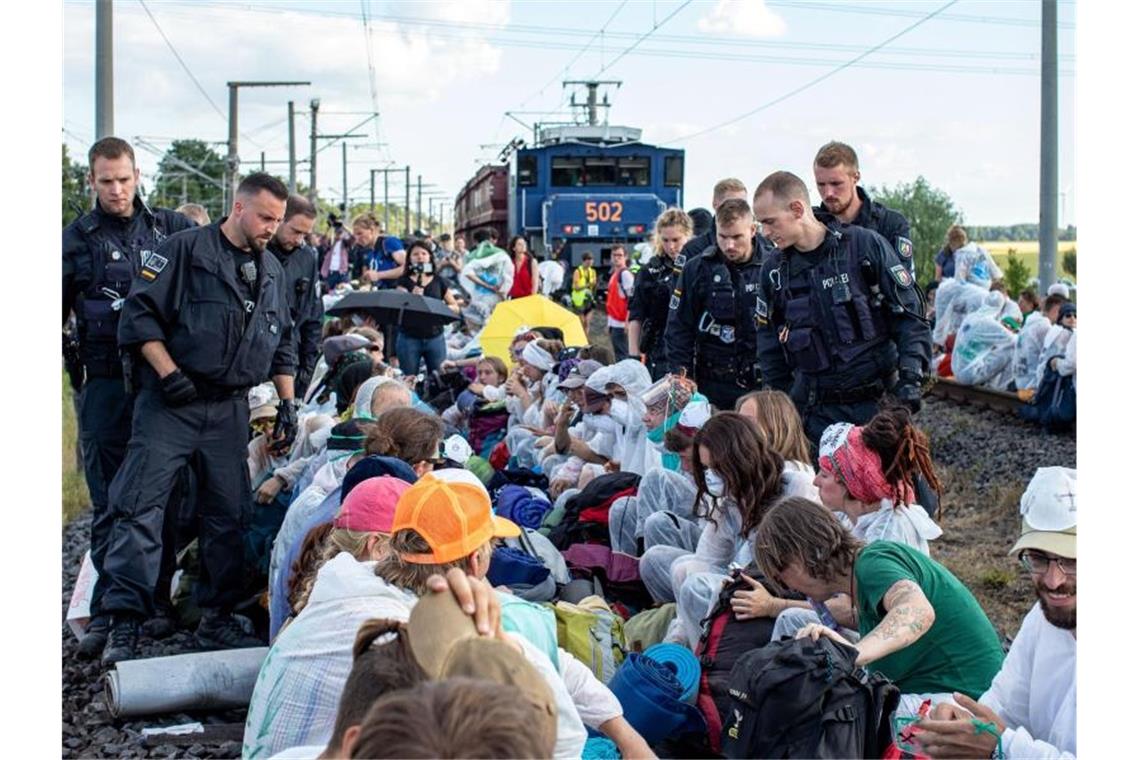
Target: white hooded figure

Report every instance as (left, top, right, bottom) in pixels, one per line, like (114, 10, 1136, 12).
(538, 259, 566, 297)
(585, 360, 654, 474)
(460, 242, 515, 319)
(1014, 311, 1052, 390)
(933, 242, 1004, 346)
(951, 290, 1017, 389)
(954, 242, 1004, 289)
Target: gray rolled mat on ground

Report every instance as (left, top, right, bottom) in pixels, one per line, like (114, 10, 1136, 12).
(104, 647, 269, 717)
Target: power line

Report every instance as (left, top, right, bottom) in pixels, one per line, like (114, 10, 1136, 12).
(666, 0, 959, 144)
(135, 0, 264, 149)
(766, 1, 1075, 30)
(359, 0, 394, 165)
(597, 0, 693, 76)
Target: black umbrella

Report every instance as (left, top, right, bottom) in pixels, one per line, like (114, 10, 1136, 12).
(326, 289, 460, 328)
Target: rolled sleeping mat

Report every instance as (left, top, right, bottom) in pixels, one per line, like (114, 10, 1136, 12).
(607, 652, 706, 745)
(104, 647, 269, 718)
(643, 642, 701, 704)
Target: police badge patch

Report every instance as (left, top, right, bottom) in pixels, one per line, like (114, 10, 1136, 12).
(897, 236, 914, 259)
(140, 252, 169, 281)
(889, 264, 913, 288)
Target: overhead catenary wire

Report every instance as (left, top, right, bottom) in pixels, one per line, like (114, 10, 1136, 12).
(135, 0, 264, 149)
(596, 0, 693, 76)
(665, 0, 961, 145)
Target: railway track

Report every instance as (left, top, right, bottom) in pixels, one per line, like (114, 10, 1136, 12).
(927, 377, 1025, 414)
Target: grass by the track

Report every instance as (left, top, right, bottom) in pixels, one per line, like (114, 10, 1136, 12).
(62, 373, 88, 525)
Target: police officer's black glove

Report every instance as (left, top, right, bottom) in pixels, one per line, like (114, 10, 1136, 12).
(892, 371, 924, 414)
(160, 369, 198, 407)
(270, 400, 298, 455)
(62, 333, 84, 392)
(294, 368, 312, 401)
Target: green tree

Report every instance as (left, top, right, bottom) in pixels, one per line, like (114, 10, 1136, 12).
(870, 176, 961, 285)
(1061, 249, 1076, 279)
(1003, 250, 1031, 297)
(62, 144, 90, 227)
(147, 139, 226, 219)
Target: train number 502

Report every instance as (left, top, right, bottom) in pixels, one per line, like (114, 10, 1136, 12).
(585, 201, 623, 222)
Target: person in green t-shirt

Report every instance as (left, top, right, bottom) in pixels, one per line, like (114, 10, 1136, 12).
(754, 496, 1005, 712)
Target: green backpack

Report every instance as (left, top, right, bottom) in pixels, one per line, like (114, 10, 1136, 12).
(548, 595, 626, 684)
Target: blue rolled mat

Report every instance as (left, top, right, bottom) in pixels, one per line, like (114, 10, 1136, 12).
(607, 652, 707, 745)
(643, 643, 701, 704)
(487, 546, 550, 587)
(496, 485, 552, 530)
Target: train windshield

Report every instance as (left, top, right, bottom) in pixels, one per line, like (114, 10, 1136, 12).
(551, 155, 650, 187)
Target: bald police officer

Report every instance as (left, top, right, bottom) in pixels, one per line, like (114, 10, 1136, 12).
(100, 173, 299, 665)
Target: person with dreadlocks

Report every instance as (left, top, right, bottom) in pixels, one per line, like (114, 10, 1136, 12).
(815, 404, 943, 551)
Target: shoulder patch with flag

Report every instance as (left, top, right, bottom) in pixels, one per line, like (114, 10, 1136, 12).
(140, 253, 169, 282)
(889, 264, 913, 288)
(896, 236, 913, 259)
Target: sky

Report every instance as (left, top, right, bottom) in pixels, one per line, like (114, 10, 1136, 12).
(62, 0, 1076, 228)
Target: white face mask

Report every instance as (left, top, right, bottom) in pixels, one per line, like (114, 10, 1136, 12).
(704, 469, 726, 498)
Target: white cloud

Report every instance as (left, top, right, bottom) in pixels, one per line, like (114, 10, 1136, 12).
(697, 0, 786, 38)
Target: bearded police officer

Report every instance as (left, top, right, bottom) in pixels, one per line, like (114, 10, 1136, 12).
(812, 141, 915, 275)
(62, 137, 197, 658)
(678, 177, 749, 262)
(665, 199, 774, 410)
(752, 171, 930, 446)
(267, 194, 323, 399)
(100, 173, 299, 666)
(627, 207, 692, 380)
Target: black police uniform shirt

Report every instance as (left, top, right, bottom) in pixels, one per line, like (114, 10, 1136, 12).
(628, 252, 685, 355)
(268, 240, 324, 378)
(62, 197, 197, 375)
(665, 235, 771, 378)
(116, 219, 297, 390)
(813, 186, 914, 273)
(755, 218, 930, 394)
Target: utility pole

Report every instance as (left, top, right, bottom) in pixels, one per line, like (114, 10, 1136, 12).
(384, 170, 389, 231)
(342, 141, 348, 213)
(416, 174, 422, 232)
(224, 80, 310, 210)
(404, 166, 411, 237)
(308, 99, 319, 203)
(287, 100, 297, 193)
(260, 151, 266, 172)
(95, 0, 113, 139)
(1038, 0, 1058, 289)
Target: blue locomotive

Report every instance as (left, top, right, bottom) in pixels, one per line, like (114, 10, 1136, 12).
(457, 82, 685, 272)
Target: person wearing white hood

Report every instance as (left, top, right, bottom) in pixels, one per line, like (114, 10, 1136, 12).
(581, 359, 654, 475)
(503, 338, 563, 469)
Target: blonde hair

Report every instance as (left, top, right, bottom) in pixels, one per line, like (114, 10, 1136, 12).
(946, 224, 969, 251)
(376, 529, 494, 595)
(654, 207, 693, 243)
(477, 356, 509, 383)
(735, 389, 812, 466)
(712, 178, 748, 205)
(290, 526, 391, 614)
(351, 213, 381, 231)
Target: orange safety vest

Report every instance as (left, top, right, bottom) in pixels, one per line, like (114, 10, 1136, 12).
(606, 268, 630, 323)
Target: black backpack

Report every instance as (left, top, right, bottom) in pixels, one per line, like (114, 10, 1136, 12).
(693, 570, 801, 755)
(721, 636, 899, 759)
(547, 471, 641, 549)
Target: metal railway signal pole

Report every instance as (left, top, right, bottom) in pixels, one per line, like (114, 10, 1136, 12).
(1038, 0, 1059, 290)
(224, 80, 309, 210)
(95, 0, 113, 139)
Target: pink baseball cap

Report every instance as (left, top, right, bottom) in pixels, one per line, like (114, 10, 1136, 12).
(334, 476, 413, 533)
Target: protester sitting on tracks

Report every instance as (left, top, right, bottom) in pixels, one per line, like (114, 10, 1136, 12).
(374, 469, 652, 759)
(502, 337, 565, 469)
(1047, 305, 1076, 384)
(244, 555, 505, 759)
(1014, 293, 1065, 392)
(734, 389, 815, 471)
(916, 467, 1076, 758)
(639, 412, 818, 648)
(755, 498, 1006, 716)
(816, 406, 944, 550)
(440, 356, 509, 431)
(1035, 301, 1075, 388)
(349, 679, 555, 760)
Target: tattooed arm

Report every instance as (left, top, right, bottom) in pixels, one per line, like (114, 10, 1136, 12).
(853, 579, 936, 666)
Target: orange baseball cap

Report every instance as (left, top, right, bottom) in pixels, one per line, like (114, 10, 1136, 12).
(391, 469, 520, 564)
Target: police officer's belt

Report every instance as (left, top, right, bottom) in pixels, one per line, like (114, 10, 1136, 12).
(190, 377, 248, 401)
(810, 379, 887, 405)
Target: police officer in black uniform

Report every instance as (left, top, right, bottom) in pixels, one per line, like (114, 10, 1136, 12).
(627, 208, 692, 380)
(267, 194, 323, 399)
(813, 141, 915, 274)
(100, 173, 299, 666)
(62, 137, 196, 658)
(752, 171, 930, 448)
(665, 199, 775, 410)
(678, 178, 750, 262)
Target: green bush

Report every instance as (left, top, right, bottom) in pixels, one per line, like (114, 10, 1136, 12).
(1004, 251, 1031, 297)
(1062, 249, 1076, 278)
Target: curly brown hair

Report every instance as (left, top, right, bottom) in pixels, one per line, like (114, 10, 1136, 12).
(861, 404, 942, 513)
(692, 412, 786, 539)
(754, 496, 864, 587)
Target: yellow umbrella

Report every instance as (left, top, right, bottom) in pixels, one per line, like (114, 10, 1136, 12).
(481, 295, 589, 364)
